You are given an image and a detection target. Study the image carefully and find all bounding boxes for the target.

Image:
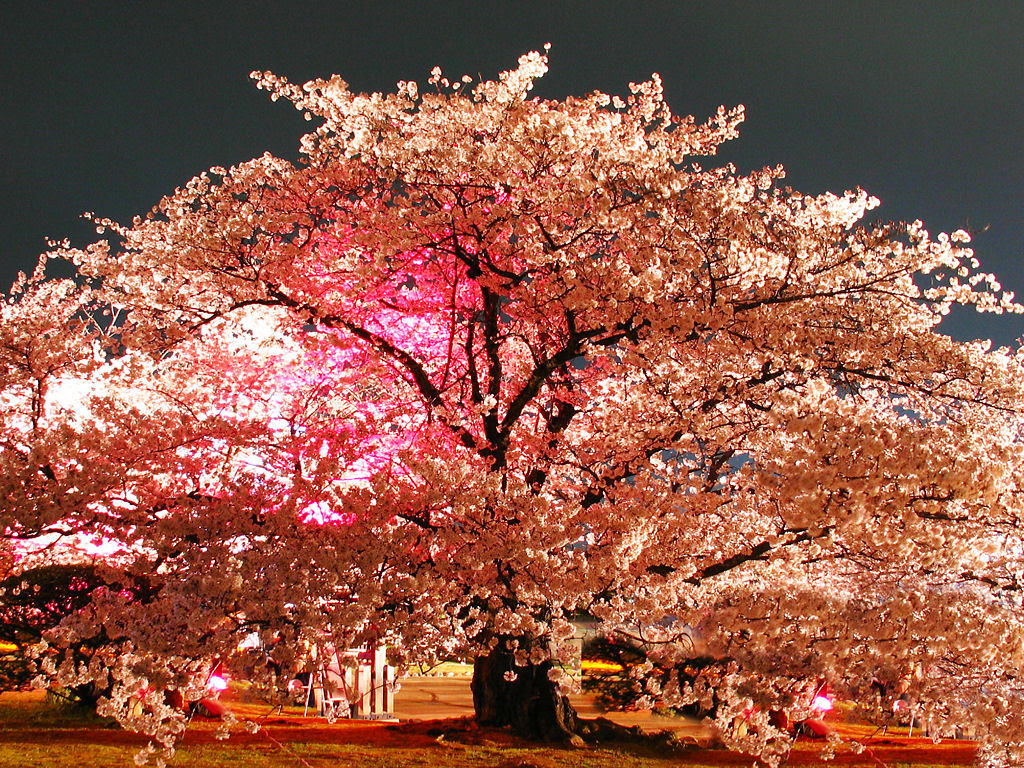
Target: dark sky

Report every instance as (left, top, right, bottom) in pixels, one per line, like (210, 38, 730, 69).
(3, 1, 1022, 346)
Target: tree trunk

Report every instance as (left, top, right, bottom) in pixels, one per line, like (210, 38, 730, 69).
(471, 647, 578, 740)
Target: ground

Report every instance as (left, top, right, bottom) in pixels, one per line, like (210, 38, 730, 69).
(0, 672, 978, 767)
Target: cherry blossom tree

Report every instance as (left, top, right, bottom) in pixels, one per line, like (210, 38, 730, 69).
(6, 50, 1024, 765)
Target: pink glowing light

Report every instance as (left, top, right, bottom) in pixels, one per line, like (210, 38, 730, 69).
(812, 695, 833, 712)
(207, 674, 229, 692)
(75, 535, 124, 557)
(300, 500, 358, 526)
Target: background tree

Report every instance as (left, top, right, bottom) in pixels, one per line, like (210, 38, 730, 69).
(0, 562, 157, 707)
(0, 276, 384, 747)
(7, 51, 1024, 764)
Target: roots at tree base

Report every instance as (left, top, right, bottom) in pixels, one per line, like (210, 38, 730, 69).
(471, 649, 579, 741)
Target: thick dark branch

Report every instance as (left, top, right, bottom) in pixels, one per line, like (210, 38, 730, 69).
(547, 399, 578, 434)
(730, 262, 919, 313)
(702, 448, 735, 493)
(395, 510, 439, 531)
(262, 284, 482, 455)
(524, 399, 578, 491)
(500, 341, 583, 438)
(499, 320, 641, 438)
(581, 362, 778, 507)
(683, 541, 772, 584)
(828, 362, 1019, 415)
(701, 364, 784, 413)
(480, 286, 504, 454)
(677, 527, 827, 585)
(532, 216, 608, 255)
(466, 319, 482, 403)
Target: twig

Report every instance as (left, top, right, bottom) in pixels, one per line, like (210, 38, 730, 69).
(259, 725, 317, 768)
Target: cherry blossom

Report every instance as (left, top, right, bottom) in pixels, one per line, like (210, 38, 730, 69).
(4, 50, 1024, 766)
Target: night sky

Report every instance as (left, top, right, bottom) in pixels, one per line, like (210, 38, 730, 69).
(3, 2, 1022, 346)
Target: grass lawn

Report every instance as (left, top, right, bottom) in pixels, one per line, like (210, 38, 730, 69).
(0, 689, 978, 768)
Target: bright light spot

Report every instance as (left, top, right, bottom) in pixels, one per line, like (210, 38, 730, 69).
(75, 535, 124, 557)
(208, 674, 229, 692)
(581, 659, 626, 672)
(236, 305, 287, 343)
(237, 632, 261, 650)
(300, 500, 357, 526)
(812, 695, 833, 712)
(47, 377, 97, 413)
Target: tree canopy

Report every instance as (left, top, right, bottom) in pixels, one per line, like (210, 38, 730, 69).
(4, 50, 1024, 766)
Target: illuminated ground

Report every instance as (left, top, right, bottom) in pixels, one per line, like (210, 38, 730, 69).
(0, 677, 978, 767)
